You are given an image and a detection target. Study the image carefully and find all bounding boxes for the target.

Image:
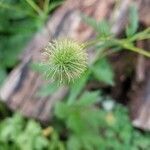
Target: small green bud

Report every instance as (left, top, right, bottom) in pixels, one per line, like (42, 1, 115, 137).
(42, 39, 87, 84)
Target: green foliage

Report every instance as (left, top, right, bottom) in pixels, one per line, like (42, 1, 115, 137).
(81, 15, 111, 37)
(126, 4, 138, 37)
(36, 3, 149, 89)
(0, 93, 150, 150)
(0, 113, 65, 150)
(82, 6, 150, 57)
(55, 91, 103, 150)
(0, 113, 49, 150)
(132, 132, 150, 150)
(0, 0, 63, 85)
(16, 121, 49, 150)
(91, 58, 114, 85)
(48, 131, 65, 150)
(55, 91, 150, 150)
(0, 0, 39, 68)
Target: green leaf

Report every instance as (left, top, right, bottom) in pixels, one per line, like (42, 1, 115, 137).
(77, 91, 100, 106)
(91, 58, 114, 85)
(126, 4, 138, 37)
(54, 102, 70, 119)
(37, 82, 59, 97)
(67, 136, 81, 150)
(0, 0, 64, 85)
(67, 70, 90, 104)
(81, 14, 111, 37)
(81, 14, 99, 30)
(97, 20, 111, 37)
(49, 131, 65, 150)
(16, 120, 48, 150)
(0, 113, 24, 142)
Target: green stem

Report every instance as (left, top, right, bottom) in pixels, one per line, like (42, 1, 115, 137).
(84, 36, 112, 48)
(114, 39, 150, 57)
(44, 0, 50, 15)
(25, 0, 43, 16)
(128, 27, 150, 42)
(121, 42, 150, 57)
(85, 37, 150, 58)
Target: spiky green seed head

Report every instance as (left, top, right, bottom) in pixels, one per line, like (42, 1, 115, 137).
(42, 39, 87, 84)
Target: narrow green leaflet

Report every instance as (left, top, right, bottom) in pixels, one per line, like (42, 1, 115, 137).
(81, 14, 111, 37)
(126, 4, 138, 37)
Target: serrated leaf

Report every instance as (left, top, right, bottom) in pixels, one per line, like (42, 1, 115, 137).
(91, 58, 114, 85)
(81, 14, 99, 30)
(81, 14, 111, 37)
(54, 102, 70, 119)
(97, 20, 111, 37)
(77, 91, 100, 106)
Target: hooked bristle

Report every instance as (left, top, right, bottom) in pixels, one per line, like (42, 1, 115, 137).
(42, 39, 87, 84)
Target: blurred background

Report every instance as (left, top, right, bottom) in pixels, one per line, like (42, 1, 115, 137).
(0, 0, 150, 149)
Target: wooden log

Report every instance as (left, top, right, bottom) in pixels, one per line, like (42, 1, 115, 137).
(129, 40, 150, 130)
(128, 0, 150, 130)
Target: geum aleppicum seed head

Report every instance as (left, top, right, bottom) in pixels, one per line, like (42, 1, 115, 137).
(42, 39, 87, 84)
